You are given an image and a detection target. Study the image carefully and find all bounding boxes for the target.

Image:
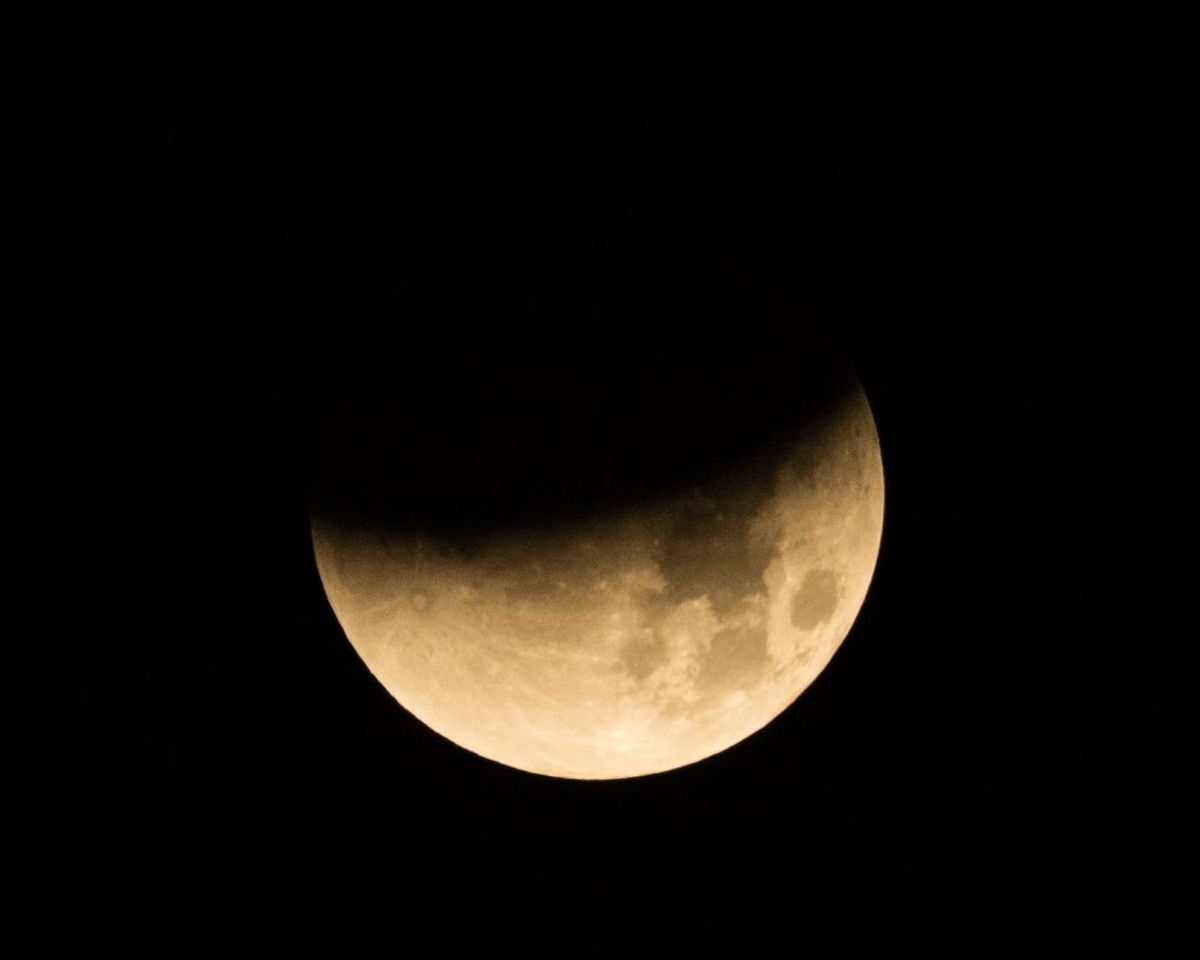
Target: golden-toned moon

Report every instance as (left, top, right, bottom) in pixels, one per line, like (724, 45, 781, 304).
(311, 380, 883, 779)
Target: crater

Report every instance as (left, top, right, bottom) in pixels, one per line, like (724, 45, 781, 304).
(790, 569, 840, 630)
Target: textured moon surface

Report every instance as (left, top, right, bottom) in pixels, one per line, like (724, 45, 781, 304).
(312, 381, 883, 779)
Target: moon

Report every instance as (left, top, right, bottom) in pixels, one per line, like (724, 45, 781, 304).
(311, 378, 883, 779)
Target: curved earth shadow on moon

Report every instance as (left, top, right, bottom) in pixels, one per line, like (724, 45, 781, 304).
(306, 233, 858, 545)
(307, 240, 883, 777)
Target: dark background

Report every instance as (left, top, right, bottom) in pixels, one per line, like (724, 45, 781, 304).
(17, 11, 1190, 953)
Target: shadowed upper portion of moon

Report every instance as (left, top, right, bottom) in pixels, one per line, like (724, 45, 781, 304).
(307, 235, 855, 544)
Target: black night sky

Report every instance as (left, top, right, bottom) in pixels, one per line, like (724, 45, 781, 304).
(18, 12, 1190, 953)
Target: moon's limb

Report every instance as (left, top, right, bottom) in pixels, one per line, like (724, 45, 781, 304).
(311, 381, 883, 779)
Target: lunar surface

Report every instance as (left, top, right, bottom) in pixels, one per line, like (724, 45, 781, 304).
(311, 380, 883, 779)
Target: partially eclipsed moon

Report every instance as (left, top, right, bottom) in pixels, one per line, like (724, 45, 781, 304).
(311, 380, 883, 779)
